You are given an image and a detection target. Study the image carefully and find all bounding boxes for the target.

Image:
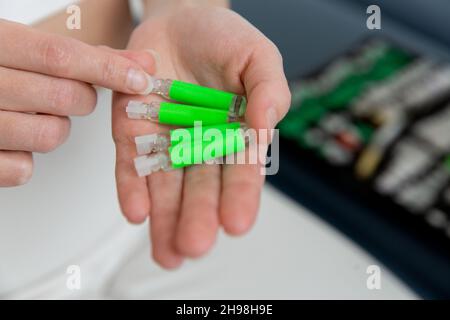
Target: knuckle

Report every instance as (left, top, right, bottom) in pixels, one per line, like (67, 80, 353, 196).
(282, 86, 292, 109)
(258, 39, 283, 68)
(273, 45, 283, 62)
(38, 36, 72, 75)
(279, 87, 292, 118)
(47, 81, 79, 115)
(100, 54, 120, 84)
(266, 39, 282, 59)
(112, 129, 135, 146)
(11, 154, 33, 186)
(35, 117, 70, 153)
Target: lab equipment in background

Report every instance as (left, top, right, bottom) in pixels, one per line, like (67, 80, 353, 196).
(270, 38, 450, 298)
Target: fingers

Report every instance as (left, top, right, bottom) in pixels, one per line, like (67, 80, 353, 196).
(148, 170, 185, 269)
(176, 164, 221, 257)
(98, 47, 157, 75)
(112, 91, 184, 267)
(110, 49, 185, 266)
(0, 110, 70, 153)
(0, 66, 97, 116)
(220, 154, 265, 235)
(242, 43, 291, 131)
(219, 42, 289, 234)
(110, 50, 158, 223)
(112, 93, 155, 224)
(0, 19, 156, 94)
(114, 141, 151, 224)
(0, 151, 33, 187)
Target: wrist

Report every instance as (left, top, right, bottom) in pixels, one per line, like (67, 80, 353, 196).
(37, 0, 133, 48)
(142, 0, 230, 18)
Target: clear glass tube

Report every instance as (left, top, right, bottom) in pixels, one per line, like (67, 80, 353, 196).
(126, 100, 237, 124)
(146, 76, 246, 117)
(133, 125, 250, 177)
(135, 133, 170, 155)
(134, 152, 172, 177)
(126, 101, 160, 121)
(149, 77, 172, 97)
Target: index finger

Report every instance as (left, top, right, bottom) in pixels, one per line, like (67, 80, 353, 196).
(0, 19, 156, 94)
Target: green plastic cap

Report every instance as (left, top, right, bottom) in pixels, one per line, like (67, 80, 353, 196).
(168, 126, 245, 168)
(159, 102, 229, 126)
(169, 80, 245, 115)
(169, 122, 242, 147)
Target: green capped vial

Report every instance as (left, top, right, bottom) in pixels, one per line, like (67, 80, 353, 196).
(133, 124, 247, 176)
(126, 101, 238, 126)
(146, 76, 247, 117)
(134, 122, 243, 155)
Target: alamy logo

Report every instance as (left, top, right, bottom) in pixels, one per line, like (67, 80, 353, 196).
(66, 5, 81, 30)
(66, 265, 81, 290)
(168, 124, 280, 176)
(366, 265, 381, 290)
(366, 5, 381, 30)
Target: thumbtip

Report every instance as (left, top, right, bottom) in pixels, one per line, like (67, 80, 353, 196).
(140, 74, 156, 95)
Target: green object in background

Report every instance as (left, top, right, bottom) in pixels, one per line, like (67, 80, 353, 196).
(169, 80, 247, 116)
(443, 155, 450, 172)
(168, 126, 245, 168)
(278, 43, 414, 142)
(355, 122, 375, 144)
(158, 102, 229, 126)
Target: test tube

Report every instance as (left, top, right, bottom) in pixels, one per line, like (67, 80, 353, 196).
(126, 101, 238, 127)
(146, 77, 247, 117)
(133, 124, 246, 176)
(134, 122, 243, 155)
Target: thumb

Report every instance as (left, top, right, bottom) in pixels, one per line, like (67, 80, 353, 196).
(0, 20, 157, 94)
(98, 46, 158, 76)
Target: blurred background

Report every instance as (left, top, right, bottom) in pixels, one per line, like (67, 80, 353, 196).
(235, 0, 450, 298)
(1, 0, 449, 299)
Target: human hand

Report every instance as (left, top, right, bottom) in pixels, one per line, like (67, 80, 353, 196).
(0, 19, 155, 186)
(112, 4, 291, 268)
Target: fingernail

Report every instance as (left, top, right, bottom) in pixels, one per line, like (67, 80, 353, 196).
(127, 68, 154, 94)
(145, 49, 160, 70)
(266, 107, 278, 130)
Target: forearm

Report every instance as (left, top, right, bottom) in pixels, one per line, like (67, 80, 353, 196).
(34, 0, 134, 49)
(142, 0, 230, 17)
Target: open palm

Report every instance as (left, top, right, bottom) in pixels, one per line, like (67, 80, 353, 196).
(112, 5, 291, 268)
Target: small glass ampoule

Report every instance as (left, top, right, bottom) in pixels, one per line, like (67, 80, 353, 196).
(133, 123, 247, 177)
(126, 101, 238, 126)
(145, 76, 247, 117)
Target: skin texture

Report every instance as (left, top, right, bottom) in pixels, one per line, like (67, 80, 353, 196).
(112, 4, 291, 268)
(0, 18, 155, 187)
